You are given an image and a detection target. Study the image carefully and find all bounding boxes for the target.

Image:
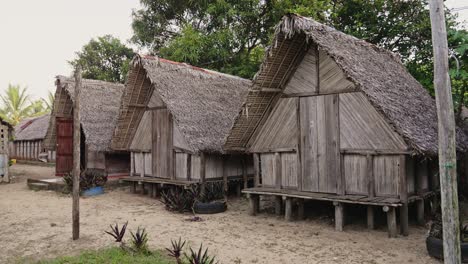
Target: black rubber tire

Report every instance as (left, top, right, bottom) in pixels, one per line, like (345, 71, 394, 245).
(193, 201, 227, 214)
(426, 236, 468, 263)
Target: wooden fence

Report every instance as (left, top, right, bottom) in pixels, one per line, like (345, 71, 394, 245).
(10, 140, 56, 162)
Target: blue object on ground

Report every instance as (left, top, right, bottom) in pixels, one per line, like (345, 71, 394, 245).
(82, 186, 104, 196)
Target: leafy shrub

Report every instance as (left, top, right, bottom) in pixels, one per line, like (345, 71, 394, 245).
(131, 227, 149, 253)
(193, 182, 225, 203)
(185, 244, 218, 264)
(63, 169, 107, 192)
(161, 186, 196, 213)
(166, 238, 186, 264)
(105, 221, 128, 242)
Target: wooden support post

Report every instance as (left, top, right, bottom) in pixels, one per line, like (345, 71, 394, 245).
(430, 0, 461, 262)
(284, 197, 293, 221)
(417, 199, 425, 226)
(253, 153, 260, 187)
(274, 196, 282, 216)
(297, 199, 305, 220)
(334, 202, 344, 232)
(367, 206, 375, 230)
(399, 155, 409, 236)
(248, 194, 259, 216)
(384, 206, 397, 238)
(72, 66, 82, 240)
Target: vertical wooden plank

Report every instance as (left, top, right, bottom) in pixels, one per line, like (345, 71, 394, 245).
(367, 155, 375, 197)
(399, 155, 409, 236)
(317, 96, 327, 192)
(187, 154, 192, 181)
(253, 153, 260, 187)
(338, 153, 345, 195)
(285, 197, 293, 221)
(296, 98, 303, 191)
(130, 152, 134, 177)
(300, 97, 318, 192)
(275, 152, 282, 189)
(168, 114, 174, 180)
(334, 202, 344, 231)
(386, 207, 398, 238)
(140, 152, 145, 177)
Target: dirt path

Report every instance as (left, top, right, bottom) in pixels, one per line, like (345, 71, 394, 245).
(0, 164, 437, 264)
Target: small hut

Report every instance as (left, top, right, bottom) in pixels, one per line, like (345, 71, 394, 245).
(111, 55, 252, 193)
(43, 76, 129, 177)
(225, 15, 468, 237)
(12, 114, 55, 162)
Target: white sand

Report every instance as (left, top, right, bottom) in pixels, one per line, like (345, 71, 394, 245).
(0, 164, 438, 264)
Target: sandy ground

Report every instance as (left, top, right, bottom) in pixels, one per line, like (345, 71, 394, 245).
(0, 164, 439, 264)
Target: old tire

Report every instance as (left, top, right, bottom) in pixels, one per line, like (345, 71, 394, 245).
(193, 201, 227, 214)
(426, 236, 468, 262)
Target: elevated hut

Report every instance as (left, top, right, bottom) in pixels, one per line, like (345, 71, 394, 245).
(111, 55, 252, 193)
(43, 76, 129, 177)
(12, 114, 55, 162)
(225, 15, 468, 237)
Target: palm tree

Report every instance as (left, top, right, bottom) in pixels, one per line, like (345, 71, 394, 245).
(42, 90, 55, 111)
(0, 84, 35, 125)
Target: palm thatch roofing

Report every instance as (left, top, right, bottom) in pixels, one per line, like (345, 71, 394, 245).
(43, 76, 124, 152)
(111, 55, 251, 153)
(225, 14, 468, 156)
(14, 114, 50, 141)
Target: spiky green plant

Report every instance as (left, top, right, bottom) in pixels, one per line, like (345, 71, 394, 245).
(105, 221, 128, 242)
(0, 84, 34, 125)
(185, 244, 218, 264)
(166, 238, 186, 264)
(130, 227, 149, 253)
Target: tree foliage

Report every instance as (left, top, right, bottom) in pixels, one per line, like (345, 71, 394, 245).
(0, 85, 48, 125)
(70, 35, 135, 83)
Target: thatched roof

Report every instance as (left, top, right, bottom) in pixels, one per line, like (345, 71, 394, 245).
(111, 55, 251, 153)
(225, 14, 468, 155)
(43, 76, 124, 152)
(14, 114, 50, 141)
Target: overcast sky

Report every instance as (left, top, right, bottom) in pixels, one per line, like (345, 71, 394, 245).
(0, 0, 466, 102)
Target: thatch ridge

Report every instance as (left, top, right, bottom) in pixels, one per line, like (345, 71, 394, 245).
(226, 14, 468, 155)
(44, 76, 124, 152)
(14, 114, 50, 141)
(112, 55, 251, 153)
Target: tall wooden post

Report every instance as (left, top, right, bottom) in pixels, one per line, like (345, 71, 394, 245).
(72, 66, 82, 240)
(429, 1, 461, 262)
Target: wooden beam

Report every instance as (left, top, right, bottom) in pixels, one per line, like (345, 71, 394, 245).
(399, 155, 409, 236)
(341, 149, 411, 155)
(284, 197, 293, 221)
(367, 155, 375, 197)
(72, 66, 82, 241)
(334, 202, 344, 232)
(275, 152, 282, 189)
(385, 206, 398, 238)
(259, 88, 282, 93)
(248, 194, 259, 216)
(251, 148, 296, 153)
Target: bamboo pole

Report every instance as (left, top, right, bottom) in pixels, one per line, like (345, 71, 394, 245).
(429, 1, 460, 262)
(72, 66, 82, 240)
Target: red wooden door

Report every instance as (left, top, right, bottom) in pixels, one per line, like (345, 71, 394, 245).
(56, 118, 73, 176)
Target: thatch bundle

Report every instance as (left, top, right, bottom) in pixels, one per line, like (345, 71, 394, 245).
(226, 14, 468, 155)
(44, 76, 124, 152)
(112, 55, 251, 153)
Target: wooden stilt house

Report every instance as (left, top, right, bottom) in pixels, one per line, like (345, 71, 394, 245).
(43, 76, 129, 177)
(111, 55, 252, 193)
(12, 114, 55, 162)
(0, 119, 13, 183)
(225, 15, 468, 237)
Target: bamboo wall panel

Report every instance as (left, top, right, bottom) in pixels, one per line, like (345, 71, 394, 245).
(134, 152, 143, 175)
(340, 92, 407, 150)
(250, 98, 298, 151)
(175, 153, 188, 180)
(260, 153, 277, 187)
(130, 111, 152, 152)
(373, 155, 400, 197)
(281, 152, 298, 188)
(191, 155, 201, 180)
(144, 153, 152, 175)
(300, 95, 339, 193)
(173, 123, 192, 151)
(152, 109, 173, 178)
(283, 46, 318, 94)
(343, 154, 367, 194)
(318, 50, 356, 94)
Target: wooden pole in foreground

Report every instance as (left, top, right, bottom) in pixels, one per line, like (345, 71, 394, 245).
(429, 1, 460, 262)
(72, 66, 82, 240)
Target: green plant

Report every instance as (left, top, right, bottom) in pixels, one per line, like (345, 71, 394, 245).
(185, 244, 218, 264)
(131, 227, 149, 253)
(161, 186, 196, 213)
(192, 182, 225, 203)
(166, 237, 186, 264)
(105, 221, 128, 242)
(63, 169, 107, 193)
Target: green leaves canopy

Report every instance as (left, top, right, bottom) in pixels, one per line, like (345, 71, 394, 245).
(0, 85, 49, 126)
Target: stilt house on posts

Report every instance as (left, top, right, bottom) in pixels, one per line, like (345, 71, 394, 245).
(12, 114, 55, 162)
(0, 119, 13, 183)
(224, 15, 468, 237)
(111, 55, 252, 194)
(43, 76, 129, 177)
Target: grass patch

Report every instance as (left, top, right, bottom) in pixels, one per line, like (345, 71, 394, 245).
(33, 247, 174, 264)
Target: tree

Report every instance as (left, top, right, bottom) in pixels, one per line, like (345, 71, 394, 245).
(0, 85, 35, 125)
(70, 35, 135, 83)
(43, 91, 55, 112)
